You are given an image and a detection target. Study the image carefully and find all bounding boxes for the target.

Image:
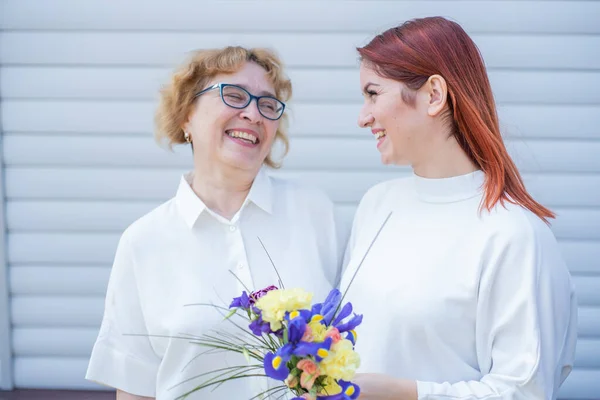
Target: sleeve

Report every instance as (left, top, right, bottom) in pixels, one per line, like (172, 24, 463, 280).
(416, 216, 578, 400)
(86, 230, 161, 397)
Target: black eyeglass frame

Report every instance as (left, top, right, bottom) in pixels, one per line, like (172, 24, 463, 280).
(194, 83, 286, 121)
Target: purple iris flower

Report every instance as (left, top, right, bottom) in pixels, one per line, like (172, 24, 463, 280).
(263, 317, 334, 381)
(249, 313, 272, 336)
(331, 302, 363, 334)
(311, 289, 363, 334)
(319, 289, 342, 325)
(229, 291, 251, 309)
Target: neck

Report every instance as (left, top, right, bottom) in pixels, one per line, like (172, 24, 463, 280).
(412, 130, 479, 179)
(191, 158, 257, 220)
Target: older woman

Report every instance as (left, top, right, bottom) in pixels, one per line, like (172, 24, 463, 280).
(342, 17, 577, 399)
(86, 47, 342, 399)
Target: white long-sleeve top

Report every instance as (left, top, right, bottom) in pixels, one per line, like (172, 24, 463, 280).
(341, 170, 577, 400)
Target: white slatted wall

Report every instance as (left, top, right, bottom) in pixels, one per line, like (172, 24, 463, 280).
(0, 62, 14, 390)
(1, 1, 599, 398)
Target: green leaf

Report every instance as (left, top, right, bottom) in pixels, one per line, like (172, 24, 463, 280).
(242, 347, 252, 364)
(224, 308, 238, 320)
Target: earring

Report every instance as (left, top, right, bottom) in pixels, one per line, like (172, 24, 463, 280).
(184, 131, 192, 143)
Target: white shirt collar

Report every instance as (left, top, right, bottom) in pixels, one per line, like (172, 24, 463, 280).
(175, 168, 273, 229)
(413, 170, 485, 203)
(245, 167, 273, 215)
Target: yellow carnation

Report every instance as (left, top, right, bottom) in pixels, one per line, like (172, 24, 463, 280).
(319, 376, 342, 396)
(307, 320, 328, 342)
(319, 339, 361, 381)
(255, 288, 313, 331)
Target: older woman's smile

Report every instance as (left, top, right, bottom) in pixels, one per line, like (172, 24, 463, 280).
(225, 128, 259, 146)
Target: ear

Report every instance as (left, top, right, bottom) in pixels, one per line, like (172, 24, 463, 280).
(182, 107, 196, 136)
(425, 75, 448, 117)
(182, 120, 191, 134)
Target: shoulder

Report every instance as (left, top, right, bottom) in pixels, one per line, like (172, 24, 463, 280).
(355, 176, 413, 221)
(344, 176, 413, 250)
(482, 202, 556, 248)
(270, 175, 335, 210)
(120, 198, 179, 248)
(478, 202, 566, 276)
(478, 203, 572, 304)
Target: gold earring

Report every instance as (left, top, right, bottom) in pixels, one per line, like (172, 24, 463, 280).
(184, 132, 192, 143)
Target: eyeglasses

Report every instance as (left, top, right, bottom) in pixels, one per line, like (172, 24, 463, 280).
(194, 83, 286, 121)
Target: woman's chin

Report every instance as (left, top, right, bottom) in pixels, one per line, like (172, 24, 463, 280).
(381, 154, 409, 167)
(221, 152, 265, 172)
(380, 152, 396, 166)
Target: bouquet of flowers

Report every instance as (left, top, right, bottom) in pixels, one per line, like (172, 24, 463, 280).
(174, 213, 392, 399)
(176, 285, 362, 400)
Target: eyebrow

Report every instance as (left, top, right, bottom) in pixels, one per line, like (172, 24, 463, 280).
(235, 83, 276, 98)
(362, 82, 380, 94)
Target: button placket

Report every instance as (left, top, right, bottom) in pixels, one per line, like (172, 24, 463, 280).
(227, 225, 254, 293)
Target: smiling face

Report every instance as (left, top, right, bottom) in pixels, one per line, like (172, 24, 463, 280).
(357, 63, 437, 166)
(184, 62, 281, 173)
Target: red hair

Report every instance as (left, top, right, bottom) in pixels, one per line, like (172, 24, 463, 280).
(358, 17, 554, 222)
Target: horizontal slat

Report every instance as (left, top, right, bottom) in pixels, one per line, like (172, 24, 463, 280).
(549, 209, 600, 241)
(559, 241, 600, 275)
(13, 327, 600, 369)
(14, 357, 110, 390)
(12, 328, 98, 358)
(572, 276, 600, 307)
(579, 307, 600, 338)
(6, 199, 599, 241)
(521, 175, 600, 208)
(506, 140, 600, 173)
(10, 266, 110, 296)
(498, 105, 600, 140)
(10, 265, 600, 306)
(2, 32, 599, 70)
(6, 168, 600, 207)
(2, 0, 599, 34)
(5, 135, 600, 174)
(2, 67, 600, 104)
(8, 233, 121, 264)
(11, 296, 104, 328)
(574, 339, 600, 369)
(3, 101, 600, 140)
(6, 201, 161, 232)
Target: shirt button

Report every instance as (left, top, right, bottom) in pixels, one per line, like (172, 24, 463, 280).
(229, 225, 236, 232)
(237, 263, 244, 270)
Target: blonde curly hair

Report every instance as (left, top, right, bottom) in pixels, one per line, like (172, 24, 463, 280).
(155, 46, 292, 168)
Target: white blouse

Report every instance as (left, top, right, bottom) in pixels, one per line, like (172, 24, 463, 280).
(341, 171, 577, 400)
(86, 169, 343, 399)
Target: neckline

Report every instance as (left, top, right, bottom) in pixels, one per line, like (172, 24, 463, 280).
(413, 170, 485, 203)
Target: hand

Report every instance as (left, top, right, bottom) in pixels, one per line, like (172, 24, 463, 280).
(353, 373, 417, 400)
